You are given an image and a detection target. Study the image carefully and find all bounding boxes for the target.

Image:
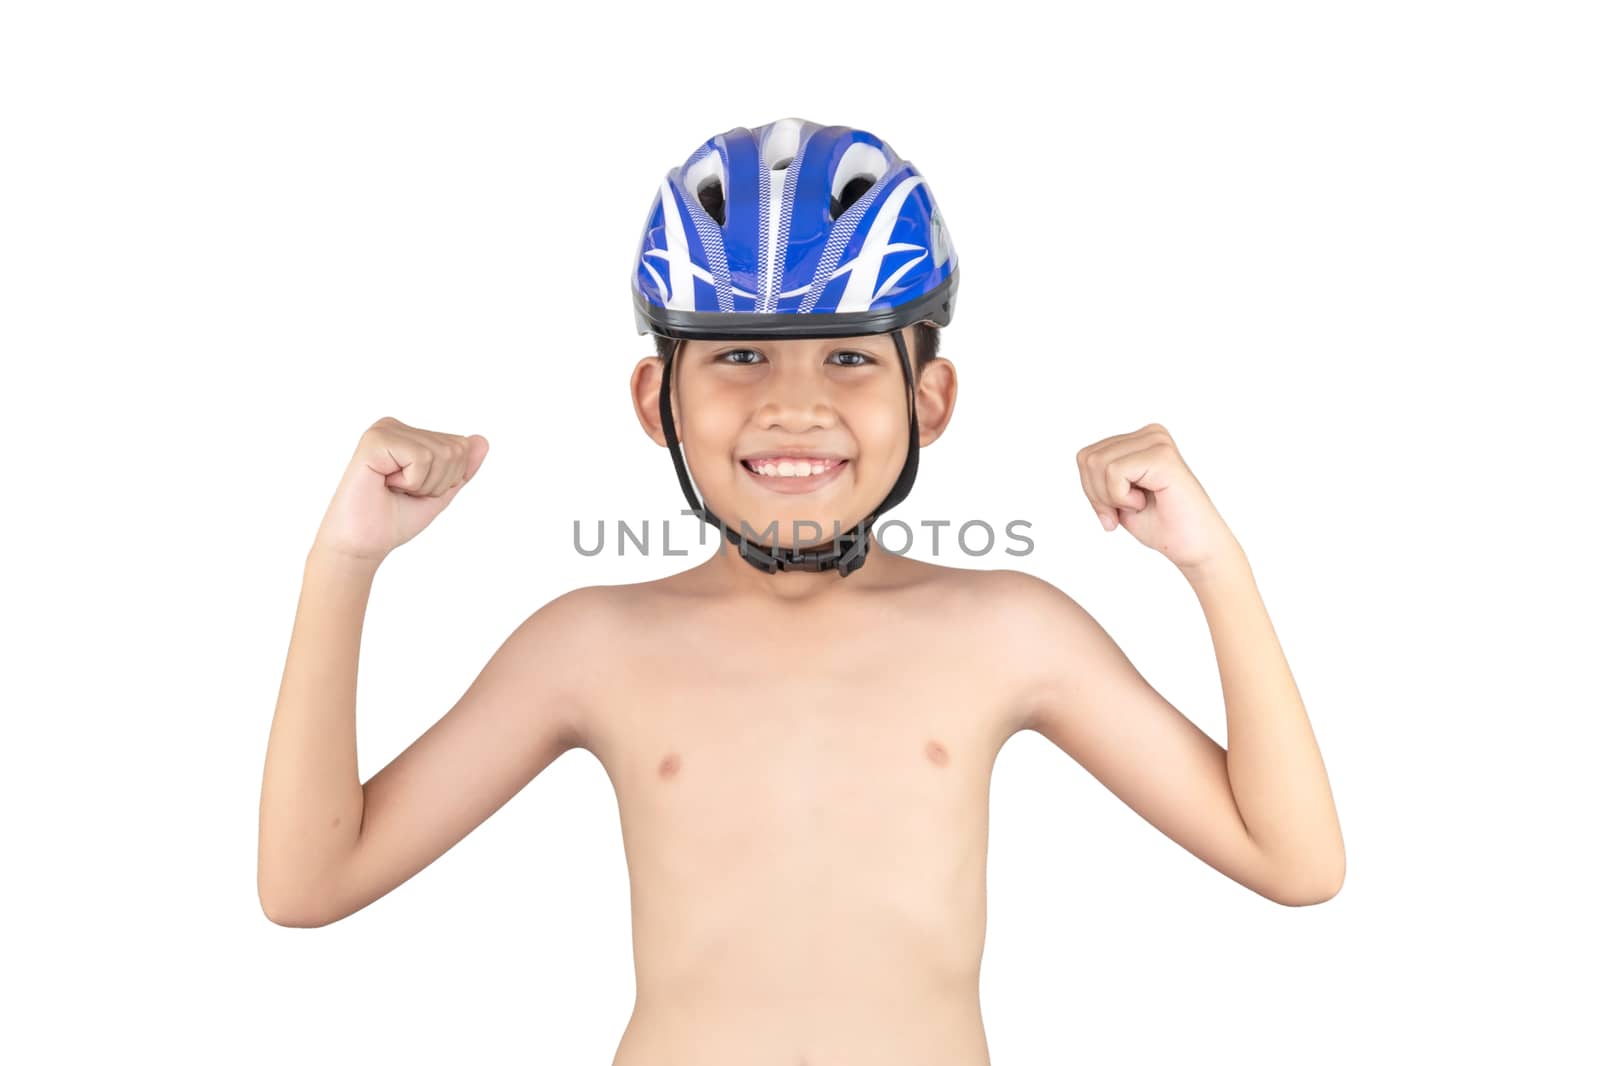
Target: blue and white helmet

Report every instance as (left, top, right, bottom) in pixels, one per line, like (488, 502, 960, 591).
(631, 116, 957, 339)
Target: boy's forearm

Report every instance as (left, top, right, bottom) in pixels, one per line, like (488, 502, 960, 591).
(1181, 544, 1345, 902)
(257, 543, 379, 921)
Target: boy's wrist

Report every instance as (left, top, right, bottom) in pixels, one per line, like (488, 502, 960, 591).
(1178, 539, 1250, 588)
(306, 539, 385, 580)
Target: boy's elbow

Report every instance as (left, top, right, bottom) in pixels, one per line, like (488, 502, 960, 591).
(258, 879, 335, 928)
(261, 901, 316, 927)
(261, 896, 334, 928)
(1268, 858, 1345, 907)
(1272, 883, 1341, 907)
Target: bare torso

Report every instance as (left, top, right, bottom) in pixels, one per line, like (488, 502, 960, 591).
(579, 552, 1026, 1066)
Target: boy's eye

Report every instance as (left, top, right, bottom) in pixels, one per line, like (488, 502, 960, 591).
(829, 350, 874, 367)
(713, 349, 876, 367)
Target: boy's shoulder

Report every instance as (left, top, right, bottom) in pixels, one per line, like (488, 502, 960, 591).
(869, 559, 1075, 605)
(521, 576, 709, 638)
(523, 580, 647, 629)
(909, 566, 1107, 682)
(951, 565, 1088, 627)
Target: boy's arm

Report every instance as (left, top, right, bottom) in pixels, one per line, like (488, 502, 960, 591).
(1000, 559, 1344, 907)
(257, 545, 375, 923)
(257, 545, 596, 927)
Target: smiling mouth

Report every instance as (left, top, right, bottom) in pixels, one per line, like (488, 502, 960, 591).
(740, 457, 847, 478)
(738, 456, 850, 494)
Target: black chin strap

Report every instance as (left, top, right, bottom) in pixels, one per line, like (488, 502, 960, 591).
(657, 330, 921, 578)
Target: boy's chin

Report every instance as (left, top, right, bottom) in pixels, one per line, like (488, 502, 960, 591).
(705, 499, 877, 546)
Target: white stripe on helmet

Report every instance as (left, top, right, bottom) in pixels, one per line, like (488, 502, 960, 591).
(659, 179, 695, 310)
(835, 175, 926, 313)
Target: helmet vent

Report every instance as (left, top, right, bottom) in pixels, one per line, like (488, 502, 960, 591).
(696, 178, 726, 226)
(830, 175, 875, 221)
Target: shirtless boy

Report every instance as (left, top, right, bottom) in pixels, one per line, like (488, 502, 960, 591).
(258, 117, 1345, 1065)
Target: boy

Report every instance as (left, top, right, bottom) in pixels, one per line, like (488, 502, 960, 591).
(258, 117, 1344, 1065)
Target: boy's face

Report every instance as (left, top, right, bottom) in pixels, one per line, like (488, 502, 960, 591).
(632, 330, 956, 547)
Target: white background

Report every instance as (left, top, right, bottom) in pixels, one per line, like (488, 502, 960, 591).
(3, 1, 1595, 1063)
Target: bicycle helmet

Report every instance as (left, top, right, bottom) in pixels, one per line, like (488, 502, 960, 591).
(630, 116, 958, 577)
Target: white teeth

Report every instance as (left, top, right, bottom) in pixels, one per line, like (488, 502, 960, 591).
(747, 458, 837, 478)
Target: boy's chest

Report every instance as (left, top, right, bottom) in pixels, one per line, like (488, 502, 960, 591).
(584, 624, 1016, 901)
(598, 617, 1005, 780)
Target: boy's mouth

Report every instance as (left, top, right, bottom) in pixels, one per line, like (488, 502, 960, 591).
(739, 455, 849, 494)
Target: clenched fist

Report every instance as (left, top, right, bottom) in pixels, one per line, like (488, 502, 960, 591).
(1075, 422, 1241, 577)
(313, 416, 490, 563)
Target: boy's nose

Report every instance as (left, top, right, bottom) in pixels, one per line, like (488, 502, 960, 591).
(753, 368, 836, 430)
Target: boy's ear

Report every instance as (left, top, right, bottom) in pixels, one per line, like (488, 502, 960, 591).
(631, 355, 675, 447)
(913, 357, 958, 448)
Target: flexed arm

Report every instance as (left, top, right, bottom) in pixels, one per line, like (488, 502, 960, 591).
(1003, 423, 1342, 907)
